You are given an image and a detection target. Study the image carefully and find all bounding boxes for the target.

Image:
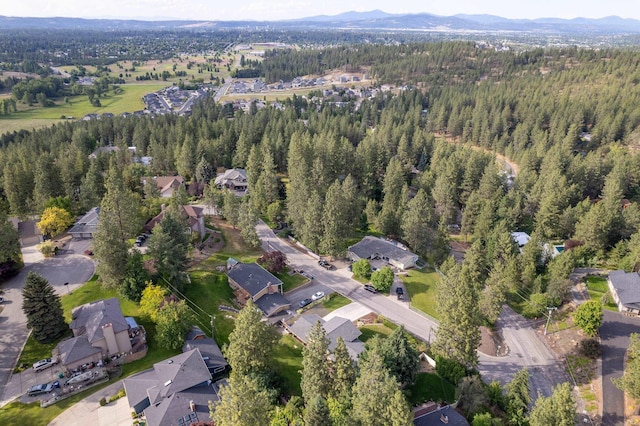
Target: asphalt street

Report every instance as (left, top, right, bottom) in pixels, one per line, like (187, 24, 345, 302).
(601, 310, 640, 425)
(0, 243, 94, 404)
(256, 221, 564, 397)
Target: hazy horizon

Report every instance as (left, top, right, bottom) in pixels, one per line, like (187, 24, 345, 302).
(1, 0, 639, 22)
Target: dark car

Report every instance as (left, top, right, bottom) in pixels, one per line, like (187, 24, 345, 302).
(364, 284, 377, 293)
(135, 237, 144, 247)
(299, 298, 313, 308)
(396, 287, 404, 300)
(27, 383, 53, 396)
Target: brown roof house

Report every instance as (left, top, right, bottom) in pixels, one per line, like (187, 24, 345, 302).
(144, 205, 206, 239)
(143, 176, 185, 198)
(124, 349, 226, 426)
(54, 298, 135, 371)
(226, 260, 291, 316)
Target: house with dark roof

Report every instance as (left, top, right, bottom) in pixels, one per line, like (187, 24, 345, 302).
(347, 236, 418, 270)
(287, 314, 365, 360)
(182, 327, 228, 378)
(226, 261, 291, 316)
(142, 176, 185, 198)
(214, 168, 248, 192)
(54, 335, 103, 370)
(144, 205, 206, 239)
(608, 270, 640, 315)
(124, 349, 225, 426)
(413, 405, 469, 426)
(68, 207, 100, 239)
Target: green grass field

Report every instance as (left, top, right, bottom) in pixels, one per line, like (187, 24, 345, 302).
(585, 275, 618, 311)
(321, 293, 351, 312)
(275, 270, 308, 292)
(272, 335, 303, 397)
(401, 269, 441, 320)
(407, 372, 456, 405)
(359, 324, 395, 342)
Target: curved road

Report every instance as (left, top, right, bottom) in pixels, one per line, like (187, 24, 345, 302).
(256, 221, 563, 397)
(0, 244, 94, 404)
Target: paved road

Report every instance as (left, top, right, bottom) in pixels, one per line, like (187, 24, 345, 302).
(257, 221, 563, 397)
(214, 78, 233, 103)
(601, 310, 640, 425)
(478, 306, 567, 399)
(0, 244, 95, 405)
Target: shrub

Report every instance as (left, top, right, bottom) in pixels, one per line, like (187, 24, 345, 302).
(352, 259, 372, 279)
(37, 241, 56, 257)
(579, 338, 602, 359)
(436, 356, 467, 385)
(99, 397, 107, 406)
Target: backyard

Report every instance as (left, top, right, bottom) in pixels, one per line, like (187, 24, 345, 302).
(585, 275, 618, 311)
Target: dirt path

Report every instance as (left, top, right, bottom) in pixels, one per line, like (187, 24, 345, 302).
(436, 133, 521, 177)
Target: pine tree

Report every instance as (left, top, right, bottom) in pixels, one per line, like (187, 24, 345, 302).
(0, 210, 22, 275)
(351, 351, 413, 426)
(506, 368, 531, 426)
(401, 188, 434, 254)
(433, 263, 482, 368)
(238, 199, 260, 248)
(211, 373, 273, 426)
(382, 325, 420, 386)
(301, 321, 331, 404)
(320, 179, 349, 256)
(529, 382, 576, 426)
(22, 272, 67, 343)
(377, 158, 407, 236)
(330, 337, 356, 399)
(226, 300, 278, 378)
(147, 207, 190, 291)
(298, 191, 324, 253)
(304, 396, 331, 426)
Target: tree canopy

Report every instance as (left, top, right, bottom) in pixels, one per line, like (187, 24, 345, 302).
(22, 272, 67, 343)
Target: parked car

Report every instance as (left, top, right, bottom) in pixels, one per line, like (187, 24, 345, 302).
(135, 237, 144, 247)
(364, 284, 377, 293)
(396, 287, 404, 300)
(311, 291, 325, 301)
(27, 383, 53, 396)
(33, 358, 58, 372)
(299, 298, 313, 308)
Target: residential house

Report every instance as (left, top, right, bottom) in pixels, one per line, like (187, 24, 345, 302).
(124, 349, 225, 426)
(88, 146, 119, 159)
(413, 405, 469, 426)
(214, 168, 248, 192)
(511, 232, 531, 248)
(68, 207, 100, 239)
(347, 236, 418, 270)
(142, 176, 185, 198)
(226, 260, 291, 316)
(16, 219, 43, 246)
(182, 326, 228, 378)
(56, 298, 132, 369)
(287, 314, 365, 360)
(144, 205, 206, 239)
(608, 270, 640, 316)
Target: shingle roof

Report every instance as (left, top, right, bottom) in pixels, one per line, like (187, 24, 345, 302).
(144, 382, 223, 426)
(55, 335, 102, 366)
(609, 270, 640, 310)
(288, 314, 323, 344)
(182, 334, 228, 374)
(143, 205, 202, 233)
(69, 298, 129, 345)
(414, 406, 469, 426)
(324, 317, 362, 344)
(348, 236, 418, 268)
(289, 315, 364, 359)
(214, 168, 247, 186)
(227, 263, 283, 297)
(68, 207, 100, 236)
(254, 292, 291, 317)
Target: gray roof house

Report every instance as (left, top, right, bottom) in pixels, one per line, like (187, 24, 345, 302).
(69, 207, 100, 239)
(214, 168, 248, 192)
(227, 262, 291, 316)
(69, 298, 132, 357)
(608, 270, 640, 315)
(55, 335, 103, 369)
(347, 236, 418, 270)
(124, 349, 225, 426)
(182, 327, 228, 378)
(288, 314, 365, 360)
(413, 405, 469, 426)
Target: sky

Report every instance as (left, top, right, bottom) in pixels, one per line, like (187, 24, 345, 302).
(1, 0, 639, 21)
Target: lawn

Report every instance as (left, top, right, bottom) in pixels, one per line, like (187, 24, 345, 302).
(585, 276, 618, 311)
(272, 334, 303, 397)
(359, 324, 395, 342)
(198, 217, 263, 269)
(407, 372, 456, 405)
(321, 293, 352, 312)
(14, 330, 71, 373)
(275, 270, 308, 292)
(401, 269, 441, 320)
(186, 271, 237, 347)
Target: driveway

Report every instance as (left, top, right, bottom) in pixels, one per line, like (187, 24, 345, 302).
(601, 310, 640, 426)
(0, 244, 95, 404)
(49, 380, 131, 426)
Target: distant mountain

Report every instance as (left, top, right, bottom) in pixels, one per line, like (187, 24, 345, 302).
(1, 11, 639, 34)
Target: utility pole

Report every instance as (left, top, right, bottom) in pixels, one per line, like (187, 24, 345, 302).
(544, 306, 558, 335)
(210, 314, 215, 338)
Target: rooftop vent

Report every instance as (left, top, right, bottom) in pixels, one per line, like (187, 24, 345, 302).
(164, 380, 172, 387)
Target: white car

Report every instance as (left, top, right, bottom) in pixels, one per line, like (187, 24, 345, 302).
(311, 291, 325, 301)
(33, 358, 58, 372)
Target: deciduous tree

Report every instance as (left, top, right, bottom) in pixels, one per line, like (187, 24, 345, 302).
(155, 300, 195, 350)
(352, 259, 372, 279)
(371, 266, 394, 292)
(573, 300, 603, 337)
(37, 206, 75, 238)
(139, 283, 167, 322)
(22, 272, 67, 343)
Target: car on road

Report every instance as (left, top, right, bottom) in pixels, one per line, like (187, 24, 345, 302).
(364, 284, 377, 293)
(396, 287, 404, 300)
(0, 295, 3, 303)
(318, 259, 334, 270)
(311, 291, 325, 301)
(27, 383, 53, 396)
(299, 298, 313, 308)
(33, 358, 58, 372)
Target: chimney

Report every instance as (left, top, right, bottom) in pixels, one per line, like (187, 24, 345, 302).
(102, 323, 119, 355)
(189, 400, 196, 412)
(440, 414, 449, 424)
